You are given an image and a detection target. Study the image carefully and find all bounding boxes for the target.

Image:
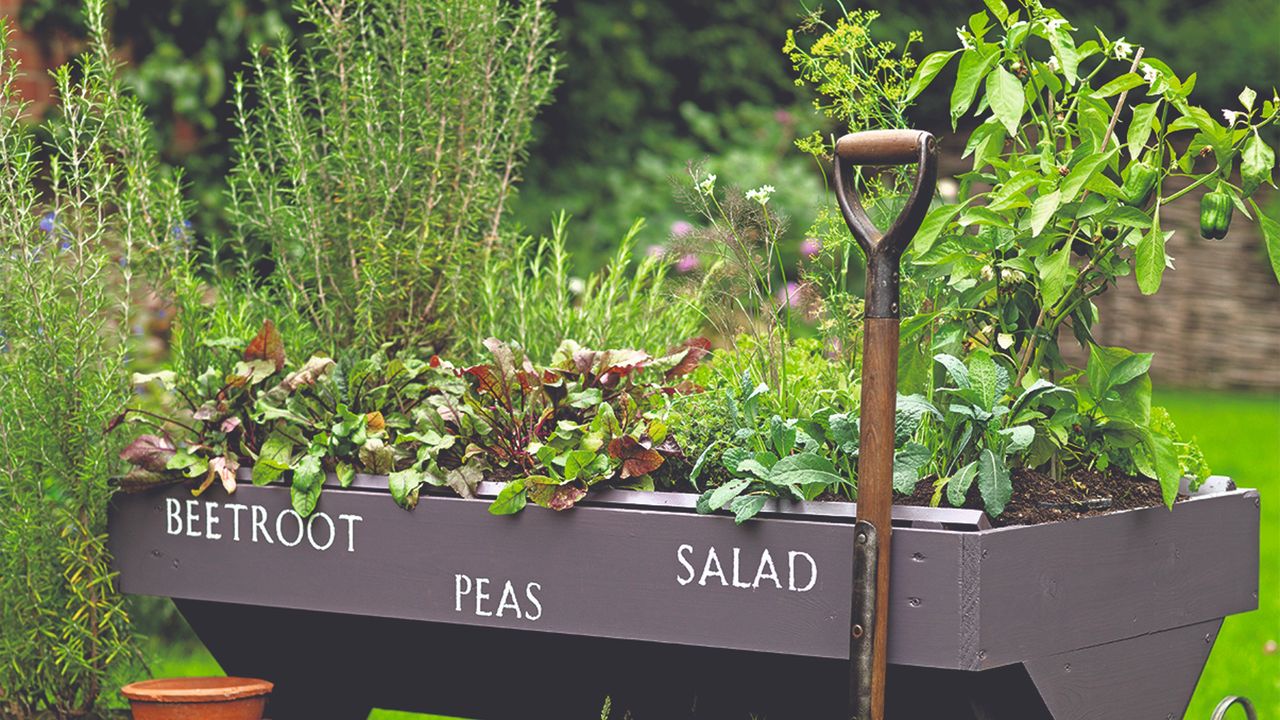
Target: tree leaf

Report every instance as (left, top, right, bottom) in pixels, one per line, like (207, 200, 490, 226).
(1145, 431, 1181, 508)
(1135, 221, 1173, 295)
(290, 454, 324, 516)
(119, 434, 176, 473)
(983, 0, 1009, 24)
(1060, 149, 1115, 200)
(987, 65, 1025, 136)
(912, 202, 965, 254)
(1252, 200, 1280, 284)
(769, 452, 843, 490)
(527, 478, 587, 511)
(252, 431, 294, 486)
(707, 478, 751, 511)
(893, 442, 932, 494)
(607, 435, 663, 478)
(1029, 190, 1061, 237)
(335, 461, 355, 488)
(933, 353, 970, 388)
(209, 455, 238, 495)
(1000, 425, 1036, 454)
(1090, 72, 1144, 99)
(951, 49, 998, 128)
(1048, 24, 1080, 85)
(445, 464, 483, 499)
(907, 49, 960, 102)
(946, 461, 979, 507)
(1035, 241, 1075, 308)
(1241, 133, 1276, 195)
(967, 352, 1000, 411)
(488, 479, 527, 515)
(977, 448, 1011, 516)
(243, 319, 286, 372)
(730, 494, 768, 524)
(1126, 102, 1160, 161)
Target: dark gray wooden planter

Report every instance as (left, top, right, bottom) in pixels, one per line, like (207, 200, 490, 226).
(109, 471, 1259, 720)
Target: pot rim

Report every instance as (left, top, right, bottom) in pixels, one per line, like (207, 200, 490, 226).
(120, 676, 273, 703)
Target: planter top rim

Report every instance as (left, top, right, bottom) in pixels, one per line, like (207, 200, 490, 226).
(120, 676, 273, 702)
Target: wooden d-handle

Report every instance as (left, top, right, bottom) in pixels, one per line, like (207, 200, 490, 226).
(835, 129, 931, 166)
(837, 129, 939, 720)
(832, 129, 938, 319)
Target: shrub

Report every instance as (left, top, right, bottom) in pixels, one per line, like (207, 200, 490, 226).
(0, 2, 186, 712)
(226, 0, 559, 352)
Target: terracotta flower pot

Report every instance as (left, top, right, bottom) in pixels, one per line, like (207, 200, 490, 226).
(120, 677, 273, 720)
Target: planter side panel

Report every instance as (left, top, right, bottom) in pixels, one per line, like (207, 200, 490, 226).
(977, 490, 1260, 668)
(111, 485, 863, 659)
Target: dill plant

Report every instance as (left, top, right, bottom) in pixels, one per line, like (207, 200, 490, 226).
(459, 213, 709, 362)
(226, 0, 559, 353)
(0, 1, 190, 713)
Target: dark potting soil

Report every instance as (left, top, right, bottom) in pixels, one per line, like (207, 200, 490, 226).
(898, 466, 1173, 526)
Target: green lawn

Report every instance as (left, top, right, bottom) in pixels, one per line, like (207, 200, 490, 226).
(136, 389, 1279, 720)
(1161, 390, 1280, 719)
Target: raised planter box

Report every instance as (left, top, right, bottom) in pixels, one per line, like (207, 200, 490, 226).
(109, 471, 1259, 719)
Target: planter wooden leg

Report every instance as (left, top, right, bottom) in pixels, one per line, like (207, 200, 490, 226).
(174, 599, 373, 720)
(1022, 619, 1222, 720)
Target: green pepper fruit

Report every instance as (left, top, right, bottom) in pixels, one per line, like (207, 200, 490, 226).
(1121, 162, 1159, 207)
(1199, 190, 1233, 240)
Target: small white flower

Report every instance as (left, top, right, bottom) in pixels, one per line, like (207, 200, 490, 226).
(1044, 17, 1069, 32)
(568, 277, 586, 295)
(1139, 62, 1158, 84)
(1222, 109, 1242, 125)
(745, 184, 776, 206)
(1111, 38, 1133, 61)
(956, 27, 974, 50)
(997, 333, 1015, 350)
(697, 174, 717, 197)
(1046, 56, 1060, 73)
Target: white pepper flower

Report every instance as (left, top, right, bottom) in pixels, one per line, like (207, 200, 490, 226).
(1222, 109, 1242, 125)
(956, 27, 974, 50)
(1139, 63, 1158, 84)
(1046, 56, 1060, 73)
(697, 174, 717, 197)
(745, 185, 776, 206)
(1111, 38, 1133, 61)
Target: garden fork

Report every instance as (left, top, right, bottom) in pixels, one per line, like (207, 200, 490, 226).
(833, 129, 938, 720)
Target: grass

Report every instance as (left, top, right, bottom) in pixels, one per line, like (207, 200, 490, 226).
(133, 389, 1278, 720)
(1161, 390, 1280, 719)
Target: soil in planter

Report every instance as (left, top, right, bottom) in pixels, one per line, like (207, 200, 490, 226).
(900, 466, 1173, 526)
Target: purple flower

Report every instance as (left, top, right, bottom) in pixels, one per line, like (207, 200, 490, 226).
(39, 211, 56, 234)
(172, 219, 193, 244)
(800, 237, 821, 258)
(778, 281, 804, 309)
(646, 244, 667, 259)
(676, 253, 700, 273)
(774, 108, 794, 125)
(670, 220, 693, 237)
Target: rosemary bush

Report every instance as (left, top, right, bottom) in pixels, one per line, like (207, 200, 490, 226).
(0, 2, 188, 713)
(227, 0, 559, 353)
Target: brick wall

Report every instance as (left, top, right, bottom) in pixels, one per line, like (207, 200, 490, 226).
(2, 0, 50, 116)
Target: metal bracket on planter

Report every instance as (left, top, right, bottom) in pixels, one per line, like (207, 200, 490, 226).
(848, 519, 879, 720)
(1211, 696, 1257, 720)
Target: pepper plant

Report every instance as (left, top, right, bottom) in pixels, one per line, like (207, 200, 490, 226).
(891, 0, 1279, 510)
